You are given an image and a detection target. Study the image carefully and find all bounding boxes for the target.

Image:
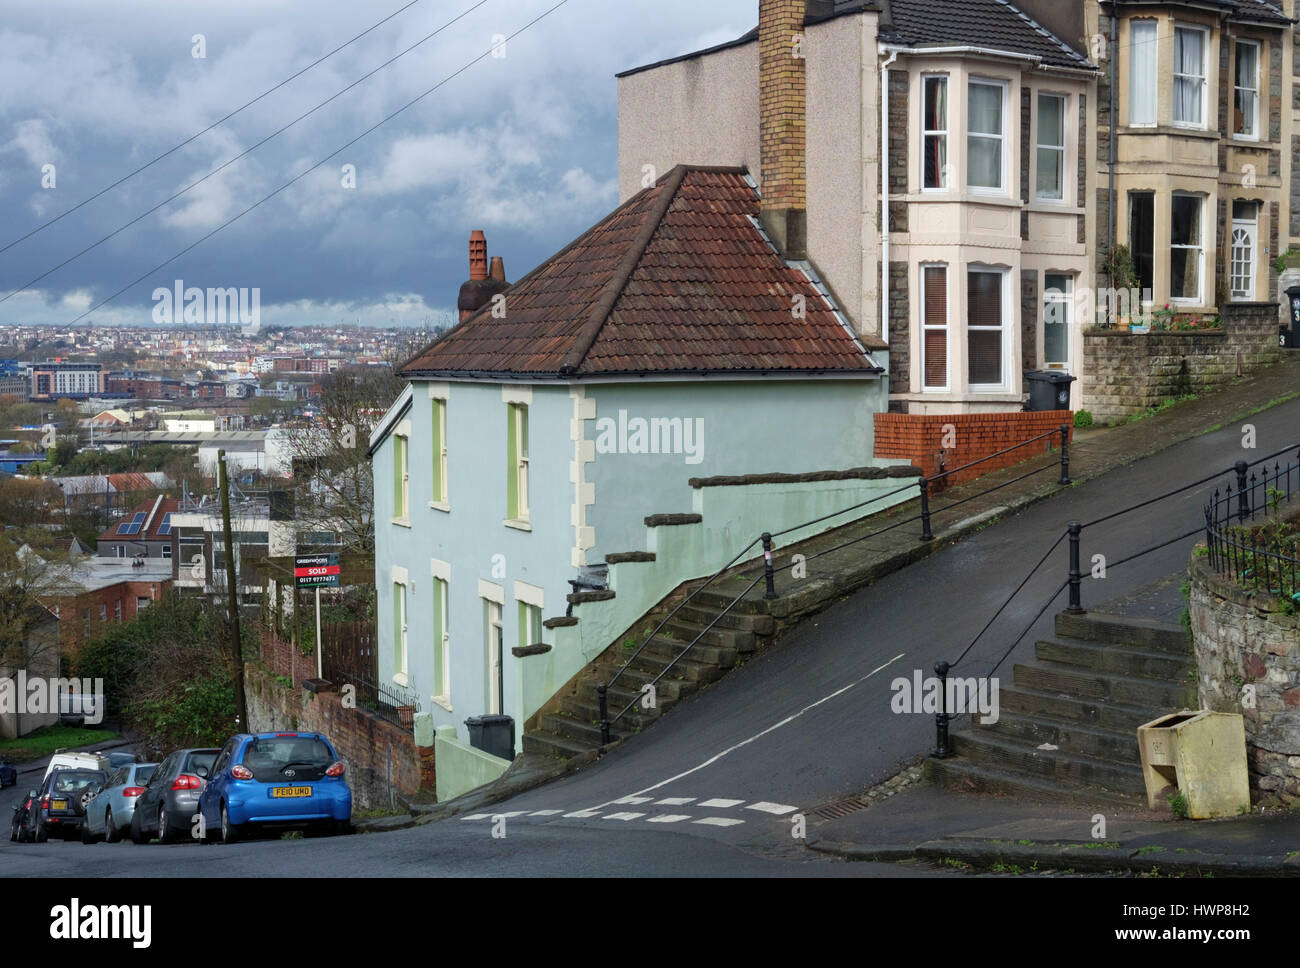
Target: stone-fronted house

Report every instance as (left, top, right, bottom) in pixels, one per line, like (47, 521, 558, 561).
(620, 0, 1099, 422)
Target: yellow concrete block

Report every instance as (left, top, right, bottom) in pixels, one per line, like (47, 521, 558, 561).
(1137, 710, 1251, 820)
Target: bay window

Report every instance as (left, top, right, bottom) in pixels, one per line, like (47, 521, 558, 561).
(967, 269, 1006, 387)
(1170, 193, 1204, 304)
(921, 265, 948, 389)
(967, 80, 1005, 192)
(1173, 25, 1208, 128)
(923, 76, 949, 190)
(1129, 20, 1158, 125)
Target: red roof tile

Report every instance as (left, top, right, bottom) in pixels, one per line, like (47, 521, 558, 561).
(402, 166, 882, 379)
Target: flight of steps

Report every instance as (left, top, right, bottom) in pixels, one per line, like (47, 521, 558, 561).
(927, 610, 1197, 808)
(522, 588, 775, 759)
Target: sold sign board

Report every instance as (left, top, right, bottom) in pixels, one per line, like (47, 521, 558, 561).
(295, 553, 340, 588)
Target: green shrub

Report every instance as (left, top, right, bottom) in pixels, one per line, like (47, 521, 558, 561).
(1073, 410, 1093, 428)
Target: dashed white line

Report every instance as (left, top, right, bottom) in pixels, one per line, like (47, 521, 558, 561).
(461, 814, 491, 821)
(528, 809, 563, 816)
(692, 817, 745, 827)
(647, 814, 692, 823)
(698, 798, 744, 808)
(654, 797, 696, 806)
(495, 811, 526, 818)
(746, 801, 798, 815)
(562, 809, 602, 818)
(604, 812, 646, 821)
(612, 796, 653, 805)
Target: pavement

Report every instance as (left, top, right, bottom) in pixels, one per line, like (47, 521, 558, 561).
(805, 783, 1300, 877)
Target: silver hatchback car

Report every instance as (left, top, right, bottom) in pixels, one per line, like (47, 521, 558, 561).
(81, 762, 157, 844)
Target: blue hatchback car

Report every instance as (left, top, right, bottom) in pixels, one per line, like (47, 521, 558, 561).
(198, 732, 351, 843)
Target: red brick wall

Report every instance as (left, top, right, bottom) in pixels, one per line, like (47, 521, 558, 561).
(245, 663, 426, 809)
(874, 411, 1072, 488)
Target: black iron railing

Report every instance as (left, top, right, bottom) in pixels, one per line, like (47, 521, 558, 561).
(1203, 452, 1300, 603)
(349, 674, 420, 729)
(929, 442, 1300, 758)
(598, 424, 1073, 746)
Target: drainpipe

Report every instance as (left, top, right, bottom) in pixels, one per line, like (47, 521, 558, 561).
(1108, 3, 1118, 318)
(880, 46, 900, 345)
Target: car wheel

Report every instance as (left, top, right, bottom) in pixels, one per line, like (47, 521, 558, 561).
(34, 820, 47, 844)
(105, 809, 120, 844)
(157, 805, 176, 845)
(220, 803, 242, 844)
(81, 823, 94, 845)
(129, 811, 147, 845)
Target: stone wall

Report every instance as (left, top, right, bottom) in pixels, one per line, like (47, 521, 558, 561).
(1081, 302, 1282, 423)
(873, 410, 1071, 487)
(1189, 556, 1300, 805)
(245, 663, 429, 811)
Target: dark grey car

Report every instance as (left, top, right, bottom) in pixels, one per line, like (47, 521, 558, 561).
(130, 748, 219, 844)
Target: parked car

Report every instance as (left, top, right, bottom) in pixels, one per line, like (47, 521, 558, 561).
(81, 762, 157, 844)
(130, 748, 219, 844)
(43, 750, 110, 782)
(0, 760, 17, 787)
(199, 732, 352, 843)
(10, 791, 35, 842)
(25, 768, 108, 842)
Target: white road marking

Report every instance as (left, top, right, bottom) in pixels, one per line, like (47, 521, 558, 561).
(654, 797, 696, 806)
(604, 812, 646, 821)
(746, 801, 798, 815)
(528, 809, 563, 816)
(692, 817, 744, 827)
(495, 811, 526, 818)
(595, 653, 905, 808)
(647, 814, 692, 823)
(563, 809, 602, 818)
(699, 798, 744, 808)
(461, 814, 491, 821)
(612, 796, 653, 805)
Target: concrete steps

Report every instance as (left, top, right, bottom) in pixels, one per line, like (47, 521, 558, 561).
(929, 610, 1194, 807)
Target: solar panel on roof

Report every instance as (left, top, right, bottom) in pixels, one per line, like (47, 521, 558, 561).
(157, 513, 172, 536)
(116, 512, 146, 535)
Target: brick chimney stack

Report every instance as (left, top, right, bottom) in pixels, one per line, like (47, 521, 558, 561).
(759, 0, 808, 260)
(458, 230, 510, 323)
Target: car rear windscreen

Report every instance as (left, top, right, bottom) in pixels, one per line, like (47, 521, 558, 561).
(240, 737, 333, 781)
(134, 765, 157, 783)
(53, 772, 105, 794)
(184, 751, 218, 774)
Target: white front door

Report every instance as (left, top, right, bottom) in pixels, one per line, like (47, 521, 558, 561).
(1230, 207, 1258, 301)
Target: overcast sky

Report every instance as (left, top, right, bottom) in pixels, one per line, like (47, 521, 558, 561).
(0, 0, 757, 330)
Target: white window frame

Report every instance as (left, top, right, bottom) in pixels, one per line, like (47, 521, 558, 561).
(486, 599, 504, 716)
(920, 263, 950, 391)
(392, 425, 411, 525)
(1172, 24, 1209, 130)
(966, 78, 1008, 194)
(921, 74, 949, 192)
(1128, 19, 1159, 127)
(1035, 92, 1068, 203)
(429, 386, 449, 511)
(1233, 39, 1260, 142)
(432, 573, 450, 707)
(1169, 191, 1206, 306)
(1042, 273, 1073, 369)
(393, 579, 409, 687)
(966, 266, 1010, 391)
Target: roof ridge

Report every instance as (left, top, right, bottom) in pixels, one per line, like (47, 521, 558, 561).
(990, 0, 1088, 65)
(559, 164, 689, 375)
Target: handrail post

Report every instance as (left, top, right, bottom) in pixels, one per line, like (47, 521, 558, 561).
(931, 660, 951, 758)
(597, 684, 609, 746)
(1235, 460, 1249, 522)
(918, 477, 934, 541)
(761, 532, 777, 600)
(1058, 423, 1071, 485)
(1066, 521, 1084, 614)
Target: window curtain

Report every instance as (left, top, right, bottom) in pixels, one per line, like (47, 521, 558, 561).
(968, 82, 1002, 188)
(1129, 21, 1157, 124)
(1235, 42, 1257, 136)
(1174, 28, 1203, 124)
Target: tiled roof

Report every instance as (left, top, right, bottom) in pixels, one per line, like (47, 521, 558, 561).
(402, 166, 882, 379)
(1228, 0, 1291, 25)
(881, 0, 1095, 70)
(97, 497, 179, 544)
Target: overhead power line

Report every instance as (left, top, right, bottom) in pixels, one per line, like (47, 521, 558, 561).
(68, 0, 574, 327)
(0, 0, 428, 257)
(1, 0, 492, 307)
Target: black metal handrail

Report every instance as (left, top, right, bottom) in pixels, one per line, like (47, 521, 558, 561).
(929, 441, 1300, 759)
(1203, 456, 1300, 603)
(598, 424, 1075, 745)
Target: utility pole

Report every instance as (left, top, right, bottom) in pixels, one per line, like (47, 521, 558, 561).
(218, 449, 248, 730)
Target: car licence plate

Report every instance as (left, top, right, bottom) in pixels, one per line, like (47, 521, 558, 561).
(271, 787, 311, 798)
(51, 799, 67, 811)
